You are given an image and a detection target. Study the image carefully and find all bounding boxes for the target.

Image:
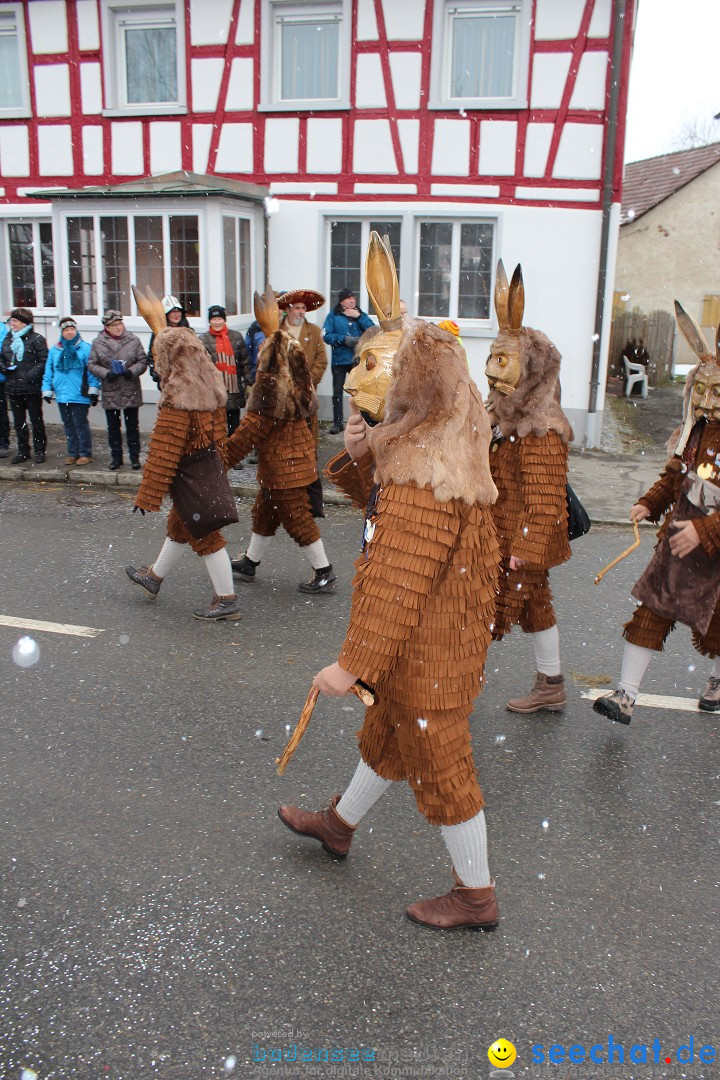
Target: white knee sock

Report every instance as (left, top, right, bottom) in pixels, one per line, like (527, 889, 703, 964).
(712, 657, 720, 679)
(246, 532, 272, 563)
(335, 759, 392, 826)
(441, 810, 491, 888)
(152, 538, 185, 579)
(202, 548, 235, 596)
(619, 642, 654, 699)
(304, 538, 330, 570)
(531, 625, 561, 676)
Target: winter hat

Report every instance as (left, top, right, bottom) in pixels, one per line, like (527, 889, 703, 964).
(102, 309, 123, 325)
(437, 319, 461, 337)
(59, 316, 77, 331)
(337, 288, 355, 304)
(208, 305, 227, 321)
(10, 307, 33, 325)
(162, 294, 183, 314)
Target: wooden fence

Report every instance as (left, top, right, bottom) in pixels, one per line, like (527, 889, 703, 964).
(608, 309, 676, 385)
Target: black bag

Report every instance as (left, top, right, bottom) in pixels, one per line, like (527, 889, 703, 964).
(170, 444, 239, 539)
(80, 366, 89, 398)
(566, 482, 591, 541)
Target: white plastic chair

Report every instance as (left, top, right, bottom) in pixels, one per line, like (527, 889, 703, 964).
(622, 356, 648, 398)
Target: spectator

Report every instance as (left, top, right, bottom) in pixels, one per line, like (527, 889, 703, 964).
(244, 319, 265, 384)
(323, 288, 373, 434)
(88, 310, 148, 470)
(0, 308, 49, 464)
(42, 317, 101, 466)
(199, 305, 252, 438)
(0, 317, 9, 457)
(148, 296, 192, 385)
(279, 288, 328, 447)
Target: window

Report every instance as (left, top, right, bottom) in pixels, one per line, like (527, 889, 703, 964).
(7, 222, 55, 308)
(0, 4, 30, 118)
(223, 216, 252, 316)
(261, 0, 351, 110)
(329, 220, 401, 309)
(430, 1, 531, 109)
(417, 220, 494, 320)
(102, 1, 186, 114)
(65, 213, 200, 316)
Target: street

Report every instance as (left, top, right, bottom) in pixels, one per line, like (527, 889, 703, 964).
(0, 481, 717, 1079)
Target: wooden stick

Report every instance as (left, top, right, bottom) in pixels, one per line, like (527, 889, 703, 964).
(275, 682, 375, 775)
(594, 521, 641, 584)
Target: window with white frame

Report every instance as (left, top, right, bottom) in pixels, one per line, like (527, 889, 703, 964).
(101, 1, 186, 113)
(0, 3, 30, 118)
(7, 222, 55, 308)
(223, 216, 252, 316)
(66, 213, 199, 316)
(417, 220, 494, 320)
(329, 220, 401, 309)
(429, 1, 531, 109)
(261, 0, 350, 110)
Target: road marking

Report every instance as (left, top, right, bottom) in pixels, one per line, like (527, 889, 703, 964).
(582, 689, 702, 713)
(0, 615, 104, 639)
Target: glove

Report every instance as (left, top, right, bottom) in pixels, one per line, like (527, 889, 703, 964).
(105, 372, 119, 383)
(132, 505, 145, 516)
(43, 395, 52, 404)
(89, 394, 99, 407)
(122, 369, 133, 380)
(344, 335, 356, 348)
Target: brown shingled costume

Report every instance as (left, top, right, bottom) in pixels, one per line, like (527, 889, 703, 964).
(485, 261, 573, 714)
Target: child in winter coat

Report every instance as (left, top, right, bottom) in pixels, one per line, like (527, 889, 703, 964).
(42, 317, 101, 465)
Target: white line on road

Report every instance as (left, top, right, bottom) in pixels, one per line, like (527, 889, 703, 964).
(0, 615, 105, 639)
(582, 689, 702, 713)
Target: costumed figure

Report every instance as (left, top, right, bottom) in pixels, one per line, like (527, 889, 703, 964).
(277, 233, 501, 929)
(124, 289, 243, 622)
(594, 302, 720, 723)
(226, 288, 336, 594)
(485, 261, 573, 713)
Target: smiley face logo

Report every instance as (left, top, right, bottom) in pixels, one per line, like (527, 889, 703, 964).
(488, 1039, 516, 1068)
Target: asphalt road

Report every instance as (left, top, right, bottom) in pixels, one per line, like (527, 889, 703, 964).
(0, 482, 717, 1080)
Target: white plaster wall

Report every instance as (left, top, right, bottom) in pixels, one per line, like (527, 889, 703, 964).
(193, 125, 213, 173)
(389, 53, 422, 110)
(111, 122, 144, 176)
(356, 0, 378, 39)
(264, 118, 299, 173)
(80, 63, 103, 114)
(355, 54, 386, 109)
(28, 0, 68, 54)
(306, 119, 343, 174)
(530, 53, 572, 109)
(431, 120, 470, 176)
(38, 125, 74, 175)
(381, 0, 425, 39)
(34, 65, 71, 118)
(569, 51, 608, 111)
(588, 0, 612, 38)
(524, 123, 554, 178)
(191, 58, 224, 113)
(82, 126, 104, 175)
(534, 0, 585, 39)
(0, 127, 29, 176)
(190, 0, 233, 44)
(353, 120, 397, 174)
(150, 122, 182, 174)
(235, 0, 255, 44)
(216, 123, 253, 172)
(397, 119, 419, 174)
(226, 58, 254, 111)
(553, 123, 604, 180)
(76, 0, 100, 50)
(479, 121, 517, 177)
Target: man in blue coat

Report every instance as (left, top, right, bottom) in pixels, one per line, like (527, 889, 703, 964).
(322, 288, 373, 434)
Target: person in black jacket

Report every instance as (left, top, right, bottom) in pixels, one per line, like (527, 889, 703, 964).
(147, 296, 192, 385)
(0, 308, 49, 463)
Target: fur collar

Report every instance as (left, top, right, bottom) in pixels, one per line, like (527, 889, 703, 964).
(154, 327, 227, 411)
(488, 327, 573, 443)
(245, 329, 317, 420)
(369, 321, 497, 505)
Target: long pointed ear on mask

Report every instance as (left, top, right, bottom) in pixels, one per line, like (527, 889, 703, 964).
(494, 260, 510, 331)
(508, 264, 525, 331)
(365, 231, 401, 329)
(715, 320, 720, 361)
(254, 285, 280, 336)
(132, 284, 166, 335)
(674, 299, 710, 360)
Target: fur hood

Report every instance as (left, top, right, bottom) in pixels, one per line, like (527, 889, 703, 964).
(245, 329, 317, 421)
(488, 327, 573, 443)
(154, 327, 227, 411)
(369, 320, 497, 506)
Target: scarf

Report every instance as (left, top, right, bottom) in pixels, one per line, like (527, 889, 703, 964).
(209, 324, 238, 394)
(10, 323, 31, 365)
(56, 332, 83, 373)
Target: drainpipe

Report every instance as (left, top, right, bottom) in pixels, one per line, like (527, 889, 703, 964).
(586, 0, 628, 447)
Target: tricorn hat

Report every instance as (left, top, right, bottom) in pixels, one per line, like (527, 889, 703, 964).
(277, 289, 325, 312)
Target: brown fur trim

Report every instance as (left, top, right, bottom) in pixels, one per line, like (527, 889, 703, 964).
(154, 327, 227, 411)
(245, 329, 318, 420)
(369, 321, 497, 505)
(488, 327, 573, 443)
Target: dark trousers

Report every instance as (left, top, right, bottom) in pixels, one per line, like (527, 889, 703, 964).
(105, 407, 140, 464)
(10, 393, 46, 456)
(332, 365, 351, 427)
(59, 402, 93, 459)
(226, 407, 241, 436)
(0, 382, 9, 449)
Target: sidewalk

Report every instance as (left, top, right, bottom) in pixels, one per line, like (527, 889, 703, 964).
(0, 383, 683, 525)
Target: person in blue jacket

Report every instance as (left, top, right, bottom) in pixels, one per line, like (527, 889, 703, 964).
(0, 317, 8, 456)
(322, 287, 373, 434)
(42, 316, 101, 466)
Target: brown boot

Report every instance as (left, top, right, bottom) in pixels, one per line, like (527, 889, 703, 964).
(506, 672, 566, 713)
(406, 877, 499, 930)
(278, 794, 355, 858)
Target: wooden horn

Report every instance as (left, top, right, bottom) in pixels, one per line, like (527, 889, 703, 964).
(254, 284, 281, 337)
(508, 263, 525, 331)
(494, 259, 510, 331)
(365, 230, 400, 324)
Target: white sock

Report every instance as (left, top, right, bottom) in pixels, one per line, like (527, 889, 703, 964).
(246, 532, 272, 563)
(619, 642, 654, 699)
(304, 538, 329, 570)
(531, 626, 561, 676)
(441, 810, 491, 888)
(203, 549, 235, 596)
(152, 538, 185, 579)
(335, 759, 392, 826)
(712, 657, 720, 679)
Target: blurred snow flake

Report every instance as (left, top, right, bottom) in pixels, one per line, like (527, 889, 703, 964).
(224, 1056, 237, 1074)
(13, 636, 39, 668)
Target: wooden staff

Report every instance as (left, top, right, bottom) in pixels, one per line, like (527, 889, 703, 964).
(594, 521, 641, 584)
(276, 682, 375, 775)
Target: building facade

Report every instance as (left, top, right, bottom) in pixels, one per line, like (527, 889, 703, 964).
(0, 0, 635, 441)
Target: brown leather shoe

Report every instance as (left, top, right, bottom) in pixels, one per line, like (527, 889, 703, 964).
(506, 672, 566, 713)
(278, 794, 355, 858)
(406, 878, 499, 930)
(75, 456, 92, 466)
(699, 675, 720, 712)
